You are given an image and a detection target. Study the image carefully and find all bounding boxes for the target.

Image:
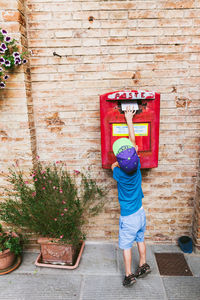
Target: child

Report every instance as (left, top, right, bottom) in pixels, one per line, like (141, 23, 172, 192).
(111, 107, 151, 287)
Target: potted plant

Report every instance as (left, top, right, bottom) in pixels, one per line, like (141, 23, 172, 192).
(0, 28, 27, 89)
(0, 161, 106, 268)
(0, 224, 22, 271)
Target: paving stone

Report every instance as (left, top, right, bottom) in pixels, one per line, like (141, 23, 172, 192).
(162, 277, 200, 300)
(82, 274, 167, 300)
(151, 244, 182, 253)
(14, 252, 69, 276)
(117, 245, 159, 276)
(14, 252, 39, 274)
(185, 254, 200, 277)
(74, 242, 118, 275)
(0, 274, 82, 300)
(1, 243, 200, 300)
(20, 243, 118, 276)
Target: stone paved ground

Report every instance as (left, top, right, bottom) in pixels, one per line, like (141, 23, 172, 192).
(0, 243, 200, 300)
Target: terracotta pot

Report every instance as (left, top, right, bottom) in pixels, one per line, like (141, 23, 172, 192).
(0, 249, 15, 270)
(37, 237, 80, 265)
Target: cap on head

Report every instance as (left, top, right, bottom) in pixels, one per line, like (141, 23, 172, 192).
(112, 138, 139, 174)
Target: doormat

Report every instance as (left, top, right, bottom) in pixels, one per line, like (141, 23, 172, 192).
(155, 253, 193, 276)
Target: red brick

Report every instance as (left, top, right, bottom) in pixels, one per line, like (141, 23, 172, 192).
(161, 1, 195, 9)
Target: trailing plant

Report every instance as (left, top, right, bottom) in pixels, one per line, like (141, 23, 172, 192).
(0, 28, 27, 89)
(0, 161, 107, 247)
(0, 224, 22, 255)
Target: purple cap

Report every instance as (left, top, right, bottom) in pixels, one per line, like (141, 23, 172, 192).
(116, 147, 139, 174)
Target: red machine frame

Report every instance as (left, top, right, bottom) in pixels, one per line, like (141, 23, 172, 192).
(100, 90, 160, 169)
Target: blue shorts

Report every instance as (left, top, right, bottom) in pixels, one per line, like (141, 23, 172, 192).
(119, 207, 146, 250)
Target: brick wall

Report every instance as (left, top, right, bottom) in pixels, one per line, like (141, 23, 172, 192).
(193, 162, 200, 252)
(0, 0, 34, 196)
(0, 0, 200, 248)
(19, 0, 37, 164)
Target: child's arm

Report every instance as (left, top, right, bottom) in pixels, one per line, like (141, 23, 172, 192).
(111, 161, 119, 171)
(125, 107, 138, 151)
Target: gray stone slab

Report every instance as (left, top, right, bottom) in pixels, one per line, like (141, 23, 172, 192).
(82, 275, 167, 300)
(0, 243, 199, 300)
(162, 277, 200, 300)
(14, 252, 39, 274)
(76, 242, 118, 275)
(151, 244, 182, 253)
(0, 274, 82, 300)
(185, 254, 200, 277)
(20, 243, 118, 276)
(117, 245, 159, 276)
(14, 252, 70, 276)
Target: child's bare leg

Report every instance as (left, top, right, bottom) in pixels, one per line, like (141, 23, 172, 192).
(123, 248, 132, 276)
(137, 241, 146, 266)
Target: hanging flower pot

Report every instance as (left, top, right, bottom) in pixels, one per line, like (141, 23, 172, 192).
(0, 28, 28, 89)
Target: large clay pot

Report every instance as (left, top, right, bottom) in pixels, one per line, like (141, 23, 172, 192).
(37, 237, 80, 265)
(0, 249, 15, 270)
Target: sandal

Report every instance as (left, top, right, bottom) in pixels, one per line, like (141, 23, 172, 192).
(123, 273, 136, 286)
(135, 263, 151, 278)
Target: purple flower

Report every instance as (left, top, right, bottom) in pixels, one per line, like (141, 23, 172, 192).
(5, 60, 11, 67)
(15, 58, 21, 65)
(0, 57, 5, 64)
(4, 75, 9, 80)
(1, 43, 7, 51)
(13, 52, 20, 57)
(5, 36, 11, 43)
(22, 59, 27, 64)
(0, 82, 5, 88)
(0, 48, 4, 54)
(0, 67, 2, 72)
(1, 29, 7, 35)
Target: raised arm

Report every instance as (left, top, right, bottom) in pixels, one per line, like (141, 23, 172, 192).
(124, 107, 138, 150)
(111, 161, 120, 171)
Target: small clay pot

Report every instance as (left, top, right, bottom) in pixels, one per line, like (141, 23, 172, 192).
(0, 249, 15, 270)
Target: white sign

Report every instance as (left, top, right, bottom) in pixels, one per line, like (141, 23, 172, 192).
(112, 123, 149, 136)
(121, 102, 139, 111)
(107, 91, 155, 100)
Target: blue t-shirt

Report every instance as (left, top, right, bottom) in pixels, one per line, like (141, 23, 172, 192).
(113, 161, 144, 216)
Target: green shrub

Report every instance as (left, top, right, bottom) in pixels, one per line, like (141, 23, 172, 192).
(0, 224, 22, 255)
(0, 162, 106, 246)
